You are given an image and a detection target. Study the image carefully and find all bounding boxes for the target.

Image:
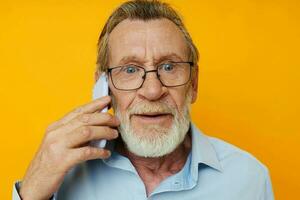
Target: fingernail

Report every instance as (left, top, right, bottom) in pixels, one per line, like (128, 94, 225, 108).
(115, 117, 120, 124)
(113, 130, 119, 138)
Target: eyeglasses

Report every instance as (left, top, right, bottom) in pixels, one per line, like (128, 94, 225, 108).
(107, 61, 194, 91)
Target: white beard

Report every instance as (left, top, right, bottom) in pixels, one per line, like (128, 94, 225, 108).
(112, 89, 192, 158)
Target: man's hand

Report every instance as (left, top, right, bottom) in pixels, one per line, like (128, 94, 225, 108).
(19, 96, 119, 200)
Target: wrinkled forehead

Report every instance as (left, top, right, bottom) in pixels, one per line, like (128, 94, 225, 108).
(108, 18, 189, 66)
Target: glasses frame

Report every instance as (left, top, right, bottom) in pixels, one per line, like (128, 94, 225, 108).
(107, 61, 194, 91)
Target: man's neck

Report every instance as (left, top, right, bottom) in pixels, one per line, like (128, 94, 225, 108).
(115, 132, 192, 196)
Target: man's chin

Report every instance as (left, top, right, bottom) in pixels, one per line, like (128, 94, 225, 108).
(130, 123, 172, 139)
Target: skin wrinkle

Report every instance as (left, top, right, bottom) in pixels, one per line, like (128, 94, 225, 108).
(114, 53, 185, 67)
(112, 85, 193, 196)
(113, 87, 192, 156)
(105, 18, 198, 196)
(108, 19, 189, 67)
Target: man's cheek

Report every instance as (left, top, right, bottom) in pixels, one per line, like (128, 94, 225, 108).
(120, 98, 138, 117)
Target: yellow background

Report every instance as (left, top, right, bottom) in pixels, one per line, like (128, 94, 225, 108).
(1, 0, 299, 199)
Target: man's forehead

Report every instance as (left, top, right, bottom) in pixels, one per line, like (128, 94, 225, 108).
(108, 18, 189, 65)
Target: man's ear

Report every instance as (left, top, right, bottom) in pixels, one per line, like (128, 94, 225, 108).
(191, 65, 199, 104)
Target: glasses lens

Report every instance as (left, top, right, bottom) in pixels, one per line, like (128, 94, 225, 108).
(158, 62, 191, 86)
(110, 65, 144, 90)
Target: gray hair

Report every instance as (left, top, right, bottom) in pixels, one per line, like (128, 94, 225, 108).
(96, 0, 199, 73)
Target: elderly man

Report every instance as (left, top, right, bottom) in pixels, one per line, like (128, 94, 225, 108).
(13, 0, 274, 199)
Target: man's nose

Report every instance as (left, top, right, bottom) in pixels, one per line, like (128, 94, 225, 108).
(137, 71, 167, 101)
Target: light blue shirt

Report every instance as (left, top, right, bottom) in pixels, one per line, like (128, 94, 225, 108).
(13, 123, 274, 200)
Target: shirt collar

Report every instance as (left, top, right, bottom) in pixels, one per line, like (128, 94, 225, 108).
(190, 122, 223, 181)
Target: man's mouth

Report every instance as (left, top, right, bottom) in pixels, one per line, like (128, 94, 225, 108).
(131, 112, 173, 123)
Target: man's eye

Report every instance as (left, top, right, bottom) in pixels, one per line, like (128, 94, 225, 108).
(161, 63, 175, 71)
(122, 66, 139, 74)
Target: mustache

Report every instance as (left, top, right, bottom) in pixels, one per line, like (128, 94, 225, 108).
(127, 101, 176, 116)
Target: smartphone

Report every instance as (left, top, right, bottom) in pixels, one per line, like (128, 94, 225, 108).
(90, 72, 111, 149)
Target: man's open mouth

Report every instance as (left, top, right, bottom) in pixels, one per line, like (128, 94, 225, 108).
(131, 112, 173, 122)
(135, 112, 170, 116)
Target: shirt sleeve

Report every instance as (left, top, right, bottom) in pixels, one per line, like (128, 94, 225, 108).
(260, 169, 275, 200)
(12, 181, 57, 200)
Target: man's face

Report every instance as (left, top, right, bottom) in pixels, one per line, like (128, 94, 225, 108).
(104, 18, 198, 157)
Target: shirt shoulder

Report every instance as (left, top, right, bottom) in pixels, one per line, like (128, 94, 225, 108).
(207, 135, 270, 176)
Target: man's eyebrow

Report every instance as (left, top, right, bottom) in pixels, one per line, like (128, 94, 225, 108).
(118, 53, 185, 66)
(119, 56, 143, 65)
(154, 53, 185, 64)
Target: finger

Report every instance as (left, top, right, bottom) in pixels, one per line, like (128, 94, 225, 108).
(47, 96, 111, 132)
(66, 126, 119, 148)
(56, 112, 120, 135)
(72, 147, 112, 164)
(46, 121, 61, 132)
(75, 112, 120, 127)
(73, 95, 111, 115)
